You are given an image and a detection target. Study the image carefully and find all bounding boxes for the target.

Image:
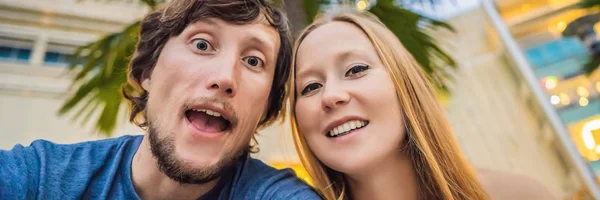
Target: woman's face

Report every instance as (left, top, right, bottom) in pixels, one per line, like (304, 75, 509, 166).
(294, 21, 406, 175)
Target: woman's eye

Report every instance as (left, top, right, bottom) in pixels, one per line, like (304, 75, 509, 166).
(345, 64, 370, 77)
(301, 83, 322, 95)
(242, 56, 264, 68)
(191, 39, 214, 52)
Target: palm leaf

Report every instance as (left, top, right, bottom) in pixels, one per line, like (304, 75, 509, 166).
(584, 55, 600, 74)
(578, 0, 600, 9)
(60, 21, 140, 136)
(369, 0, 456, 92)
(302, 0, 328, 23)
(576, 0, 600, 74)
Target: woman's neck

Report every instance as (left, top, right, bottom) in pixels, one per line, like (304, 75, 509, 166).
(346, 152, 420, 200)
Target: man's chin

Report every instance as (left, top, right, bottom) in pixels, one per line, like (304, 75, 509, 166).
(160, 163, 224, 184)
(147, 120, 249, 184)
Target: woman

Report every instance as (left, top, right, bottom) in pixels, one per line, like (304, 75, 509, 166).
(288, 11, 552, 200)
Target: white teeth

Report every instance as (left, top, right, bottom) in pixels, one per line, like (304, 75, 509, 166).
(194, 109, 222, 117)
(343, 124, 350, 132)
(329, 120, 368, 137)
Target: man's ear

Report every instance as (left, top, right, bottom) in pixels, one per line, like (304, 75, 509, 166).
(140, 68, 152, 91)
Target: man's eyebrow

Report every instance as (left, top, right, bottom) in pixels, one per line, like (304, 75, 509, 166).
(194, 18, 220, 28)
(247, 35, 277, 61)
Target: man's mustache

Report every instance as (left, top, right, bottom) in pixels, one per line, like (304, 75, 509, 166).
(182, 96, 238, 126)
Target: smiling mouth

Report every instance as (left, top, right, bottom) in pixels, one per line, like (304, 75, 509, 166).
(327, 120, 369, 138)
(185, 109, 232, 133)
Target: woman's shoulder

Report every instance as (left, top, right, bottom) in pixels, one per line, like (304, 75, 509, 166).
(477, 169, 555, 200)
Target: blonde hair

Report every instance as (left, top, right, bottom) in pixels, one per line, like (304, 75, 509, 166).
(288, 12, 489, 200)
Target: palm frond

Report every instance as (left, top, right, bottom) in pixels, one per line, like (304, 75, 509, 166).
(60, 21, 141, 136)
(575, 0, 600, 73)
(302, 0, 327, 23)
(368, 1, 456, 92)
(583, 55, 600, 74)
(578, 0, 600, 9)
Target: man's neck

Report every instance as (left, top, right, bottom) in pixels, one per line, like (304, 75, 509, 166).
(131, 135, 219, 200)
(347, 152, 420, 200)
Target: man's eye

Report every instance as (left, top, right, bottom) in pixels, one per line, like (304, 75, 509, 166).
(191, 39, 214, 51)
(301, 83, 322, 95)
(242, 56, 264, 68)
(345, 64, 370, 77)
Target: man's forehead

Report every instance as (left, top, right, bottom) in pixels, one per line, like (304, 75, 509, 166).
(196, 15, 273, 29)
(194, 17, 279, 49)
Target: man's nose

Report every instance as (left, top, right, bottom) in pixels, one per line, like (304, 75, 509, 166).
(205, 54, 239, 97)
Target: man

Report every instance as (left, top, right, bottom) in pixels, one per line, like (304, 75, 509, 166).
(0, 0, 320, 199)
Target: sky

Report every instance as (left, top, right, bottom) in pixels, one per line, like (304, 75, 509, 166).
(402, 0, 482, 20)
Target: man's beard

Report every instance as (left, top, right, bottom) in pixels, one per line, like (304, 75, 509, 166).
(147, 122, 248, 184)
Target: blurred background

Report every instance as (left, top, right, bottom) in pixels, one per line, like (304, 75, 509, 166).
(1, 0, 600, 199)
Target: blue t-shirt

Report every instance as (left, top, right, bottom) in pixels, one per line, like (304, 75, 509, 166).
(0, 135, 321, 199)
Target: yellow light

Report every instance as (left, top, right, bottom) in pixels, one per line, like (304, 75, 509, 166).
(557, 21, 566, 31)
(595, 146, 600, 154)
(550, 95, 560, 105)
(356, 0, 368, 11)
(521, 4, 530, 11)
(596, 82, 600, 93)
(577, 86, 589, 97)
(559, 93, 571, 105)
(580, 97, 589, 106)
(583, 120, 600, 150)
(543, 76, 558, 90)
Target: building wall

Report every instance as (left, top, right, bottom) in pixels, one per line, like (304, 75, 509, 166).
(0, 0, 143, 148)
(438, 8, 576, 198)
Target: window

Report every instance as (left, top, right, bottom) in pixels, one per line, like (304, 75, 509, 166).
(0, 37, 34, 63)
(44, 43, 77, 67)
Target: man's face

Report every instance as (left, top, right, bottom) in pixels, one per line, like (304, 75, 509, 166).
(141, 17, 280, 184)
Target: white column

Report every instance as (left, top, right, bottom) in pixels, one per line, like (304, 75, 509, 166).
(29, 33, 48, 66)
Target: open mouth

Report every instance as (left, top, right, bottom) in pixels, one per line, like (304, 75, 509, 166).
(185, 109, 232, 133)
(326, 120, 369, 138)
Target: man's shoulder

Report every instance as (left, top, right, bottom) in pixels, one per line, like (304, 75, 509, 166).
(0, 135, 143, 199)
(15, 135, 142, 159)
(242, 157, 299, 182)
(238, 158, 321, 199)
(478, 169, 556, 200)
(13, 134, 141, 150)
(1, 134, 143, 173)
(2, 134, 141, 160)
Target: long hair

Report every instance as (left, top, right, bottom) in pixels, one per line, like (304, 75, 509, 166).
(288, 12, 489, 200)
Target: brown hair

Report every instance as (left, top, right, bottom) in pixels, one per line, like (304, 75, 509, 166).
(123, 0, 292, 129)
(289, 12, 489, 200)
